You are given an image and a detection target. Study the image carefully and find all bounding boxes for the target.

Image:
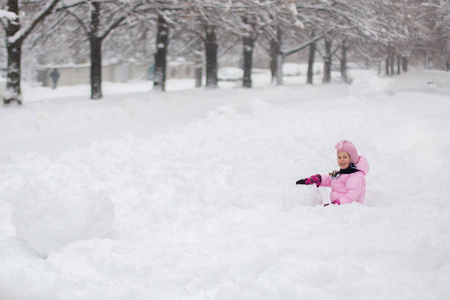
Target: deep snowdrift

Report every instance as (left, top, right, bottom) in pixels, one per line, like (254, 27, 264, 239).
(0, 69, 449, 300)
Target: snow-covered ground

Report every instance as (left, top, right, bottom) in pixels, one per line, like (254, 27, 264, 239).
(1, 69, 450, 300)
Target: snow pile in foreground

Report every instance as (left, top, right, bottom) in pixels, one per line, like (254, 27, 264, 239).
(13, 160, 114, 256)
(0, 69, 450, 300)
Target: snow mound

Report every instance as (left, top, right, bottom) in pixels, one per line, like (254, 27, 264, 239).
(13, 163, 115, 256)
(282, 185, 323, 210)
(349, 71, 389, 98)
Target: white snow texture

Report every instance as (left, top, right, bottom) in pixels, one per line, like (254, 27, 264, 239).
(13, 161, 114, 256)
(1, 68, 450, 300)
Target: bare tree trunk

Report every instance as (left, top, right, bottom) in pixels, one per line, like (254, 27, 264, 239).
(307, 35, 316, 84)
(270, 27, 283, 85)
(390, 55, 395, 75)
(4, 42, 22, 104)
(242, 16, 255, 88)
(424, 51, 429, 69)
(385, 56, 390, 76)
(402, 56, 408, 72)
(90, 2, 102, 100)
(153, 15, 169, 91)
(397, 55, 401, 75)
(270, 38, 278, 83)
(5, 44, 22, 104)
(4, 0, 21, 104)
(323, 37, 332, 84)
(242, 35, 254, 88)
(340, 40, 348, 83)
(4, 0, 61, 104)
(205, 26, 218, 88)
(90, 37, 102, 99)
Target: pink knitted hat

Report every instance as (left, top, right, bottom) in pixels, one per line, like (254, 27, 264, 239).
(335, 140, 359, 164)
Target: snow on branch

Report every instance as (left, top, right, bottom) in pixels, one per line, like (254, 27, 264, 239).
(0, 9, 18, 20)
(7, 0, 61, 45)
(283, 34, 324, 57)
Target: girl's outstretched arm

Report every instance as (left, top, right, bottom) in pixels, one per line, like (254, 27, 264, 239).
(320, 174, 332, 187)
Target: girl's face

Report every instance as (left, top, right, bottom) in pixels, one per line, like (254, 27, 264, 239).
(337, 151, 351, 169)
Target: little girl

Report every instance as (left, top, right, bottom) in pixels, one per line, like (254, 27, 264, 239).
(296, 140, 369, 206)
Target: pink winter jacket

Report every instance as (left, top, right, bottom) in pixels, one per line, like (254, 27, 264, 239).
(320, 156, 369, 204)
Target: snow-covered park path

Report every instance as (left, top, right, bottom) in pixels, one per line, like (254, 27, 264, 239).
(1, 69, 449, 300)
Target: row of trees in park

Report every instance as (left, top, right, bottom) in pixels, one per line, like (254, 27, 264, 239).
(1, 0, 449, 104)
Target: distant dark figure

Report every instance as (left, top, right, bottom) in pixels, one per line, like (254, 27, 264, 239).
(50, 68, 60, 89)
(445, 60, 450, 72)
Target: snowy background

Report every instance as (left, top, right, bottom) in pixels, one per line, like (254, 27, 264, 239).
(1, 68, 450, 299)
